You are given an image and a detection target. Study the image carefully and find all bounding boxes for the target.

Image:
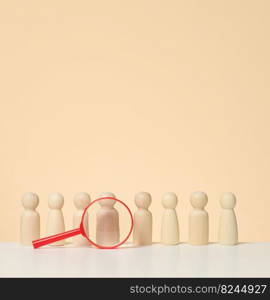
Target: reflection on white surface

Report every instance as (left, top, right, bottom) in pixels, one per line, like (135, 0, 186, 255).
(213, 244, 239, 276)
(0, 242, 270, 277)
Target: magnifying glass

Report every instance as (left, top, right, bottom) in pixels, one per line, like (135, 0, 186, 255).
(32, 197, 134, 249)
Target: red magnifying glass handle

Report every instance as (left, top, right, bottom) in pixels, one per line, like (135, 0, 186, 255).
(32, 227, 82, 249)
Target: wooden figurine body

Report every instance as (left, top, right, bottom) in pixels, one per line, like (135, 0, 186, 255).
(218, 192, 238, 245)
(46, 193, 65, 246)
(161, 192, 179, 245)
(73, 192, 91, 246)
(20, 192, 40, 245)
(96, 192, 120, 246)
(133, 192, 152, 246)
(189, 191, 209, 245)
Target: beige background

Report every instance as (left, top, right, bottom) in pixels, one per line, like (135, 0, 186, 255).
(0, 0, 270, 243)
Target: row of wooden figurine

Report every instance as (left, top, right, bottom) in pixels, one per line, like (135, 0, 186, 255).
(20, 191, 238, 246)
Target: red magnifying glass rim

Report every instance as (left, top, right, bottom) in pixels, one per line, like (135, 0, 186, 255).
(80, 197, 134, 249)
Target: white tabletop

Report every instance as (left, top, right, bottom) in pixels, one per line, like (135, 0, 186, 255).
(0, 242, 269, 277)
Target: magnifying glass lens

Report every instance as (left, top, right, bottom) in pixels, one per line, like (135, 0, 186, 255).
(82, 198, 132, 248)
